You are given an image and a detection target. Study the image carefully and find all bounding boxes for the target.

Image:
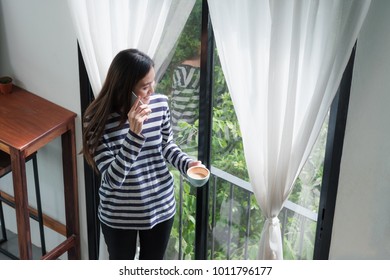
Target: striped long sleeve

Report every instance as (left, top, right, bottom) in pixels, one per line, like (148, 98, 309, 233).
(94, 94, 192, 229)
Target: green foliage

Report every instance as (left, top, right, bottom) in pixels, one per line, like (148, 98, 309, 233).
(211, 91, 248, 180)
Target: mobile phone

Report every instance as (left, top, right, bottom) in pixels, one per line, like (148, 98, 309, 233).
(131, 91, 143, 107)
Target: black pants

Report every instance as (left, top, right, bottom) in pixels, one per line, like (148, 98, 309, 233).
(101, 217, 174, 260)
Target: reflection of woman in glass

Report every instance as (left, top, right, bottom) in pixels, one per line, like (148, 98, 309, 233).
(170, 48, 200, 154)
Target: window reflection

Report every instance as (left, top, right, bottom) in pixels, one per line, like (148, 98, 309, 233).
(170, 47, 200, 156)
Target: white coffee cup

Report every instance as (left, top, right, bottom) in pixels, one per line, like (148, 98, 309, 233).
(187, 166, 210, 187)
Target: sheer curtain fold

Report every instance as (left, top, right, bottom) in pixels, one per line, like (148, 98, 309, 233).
(68, 0, 195, 97)
(67, 0, 195, 259)
(208, 0, 371, 259)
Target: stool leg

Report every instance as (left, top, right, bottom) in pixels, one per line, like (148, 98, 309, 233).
(32, 154, 46, 255)
(0, 201, 18, 259)
(0, 198, 7, 242)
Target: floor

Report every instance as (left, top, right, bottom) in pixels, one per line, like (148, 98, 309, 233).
(0, 229, 42, 260)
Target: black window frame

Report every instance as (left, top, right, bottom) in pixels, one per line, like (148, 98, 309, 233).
(313, 43, 356, 260)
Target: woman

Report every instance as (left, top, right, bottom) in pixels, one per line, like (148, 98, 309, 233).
(82, 49, 202, 260)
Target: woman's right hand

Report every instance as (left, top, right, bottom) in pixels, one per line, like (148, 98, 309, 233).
(128, 98, 152, 135)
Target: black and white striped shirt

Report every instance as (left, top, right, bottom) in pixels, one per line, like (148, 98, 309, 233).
(94, 94, 192, 229)
(171, 65, 200, 134)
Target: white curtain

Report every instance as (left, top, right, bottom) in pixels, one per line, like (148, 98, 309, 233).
(68, 0, 195, 97)
(67, 0, 195, 259)
(208, 0, 371, 259)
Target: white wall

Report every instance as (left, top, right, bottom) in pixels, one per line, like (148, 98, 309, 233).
(0, 0, 87, 259)
(330, 0, 390, 259)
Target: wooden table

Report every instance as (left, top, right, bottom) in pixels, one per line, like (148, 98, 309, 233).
(0, 86, 80, 259)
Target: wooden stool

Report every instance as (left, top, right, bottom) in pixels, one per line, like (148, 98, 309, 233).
(0, 150, 46, 259)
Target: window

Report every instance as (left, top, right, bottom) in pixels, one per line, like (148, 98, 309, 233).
(154, 0, 338, 260)
(80, 0, 352, 260)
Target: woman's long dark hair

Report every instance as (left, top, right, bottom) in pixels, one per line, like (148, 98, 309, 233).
(82, 49, 154, 172)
